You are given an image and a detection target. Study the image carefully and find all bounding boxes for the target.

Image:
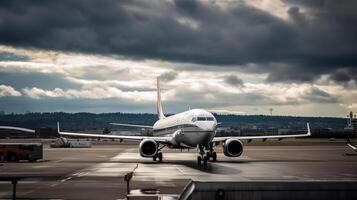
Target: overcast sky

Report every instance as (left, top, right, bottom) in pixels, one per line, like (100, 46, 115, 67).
(0, 0, 356, 117)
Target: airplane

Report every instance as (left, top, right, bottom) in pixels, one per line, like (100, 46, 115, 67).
(58, 78, 311, 167)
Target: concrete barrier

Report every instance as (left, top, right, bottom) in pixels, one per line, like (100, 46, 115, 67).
(179, 180, 357, 200)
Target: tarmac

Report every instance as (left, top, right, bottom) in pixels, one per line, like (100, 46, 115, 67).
(1, 140, 357, 199)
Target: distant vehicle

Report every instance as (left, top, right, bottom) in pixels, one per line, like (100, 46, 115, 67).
(0, 143, 43, 162)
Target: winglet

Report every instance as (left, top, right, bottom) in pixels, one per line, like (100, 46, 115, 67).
(57, 121, 60, 133)
(307, 122, 311, 136)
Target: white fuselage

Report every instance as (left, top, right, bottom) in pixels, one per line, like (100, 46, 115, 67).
(152, 109, 217, 148)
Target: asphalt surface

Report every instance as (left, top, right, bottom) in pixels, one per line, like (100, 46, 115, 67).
(1, 141, 357, 199)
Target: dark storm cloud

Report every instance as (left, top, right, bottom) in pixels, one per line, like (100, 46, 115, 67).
(304, 87, 338, 104)
(0, 0, 357, 83)
(328, 68, 357, 86)
(223, 75, 244, 87)
(158, 71, 178, 83)
(264, 64, 321, 83)
(330, 71, 351, 83)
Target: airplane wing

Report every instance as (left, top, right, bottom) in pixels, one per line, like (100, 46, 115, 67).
(57, 123, 169, 143)
(0, 126, 35, 133)
(109, 123, 153, 129)
(212, 123, 311, 142)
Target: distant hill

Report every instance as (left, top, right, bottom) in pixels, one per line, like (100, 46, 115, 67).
(0, 112, 348, 131)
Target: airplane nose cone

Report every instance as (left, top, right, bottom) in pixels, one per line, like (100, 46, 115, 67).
(188, 130, 214, 146)
(193, 122, 216, 145)
(197, 122, 217, 131)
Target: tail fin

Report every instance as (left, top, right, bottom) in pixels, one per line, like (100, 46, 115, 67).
(157, 78, 165, 119)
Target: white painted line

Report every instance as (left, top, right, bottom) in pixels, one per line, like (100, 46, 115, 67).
(60, 176, 72, 182)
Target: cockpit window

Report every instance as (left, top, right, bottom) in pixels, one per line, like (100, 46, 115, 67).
(197, 117, 206, 121)
(193, 116, 215, 122)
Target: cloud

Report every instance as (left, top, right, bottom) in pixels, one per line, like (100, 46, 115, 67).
(0, 44, 354, 116)
(223, 75, 244, 87)
(0, 71, 81, 90)
(303, 87, 338, 103)
(22, 86, 155, 103)
(0, 0, 356, 84)
(348, 103, 357, 111)
(0, 52, 29, 61)
(243, 83, 338, 105)
(0, 1, 356, 117)
(23, 87, 65, 99)
(0, 84, 22, 97)
(158, 71, 178, 82)
(327, 68, 357, 87)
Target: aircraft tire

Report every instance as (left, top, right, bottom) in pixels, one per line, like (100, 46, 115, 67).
(206, 152, 211, 159)
(203, 156, 208, 168)
(153, 154, 157, 161)
(197, 156, 202, 166)
(212, 152, 217, 161)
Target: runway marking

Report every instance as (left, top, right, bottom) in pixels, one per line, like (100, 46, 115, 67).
(69, 153, 140, 178)
(50, 182, 59, 187)
(60, 176, 73, 182)
(174, 165, 186, 175)
(68, 152, 195, 185)
(64, 149, 357, 184)
(52, 158, 66, 163)
(0, 181, 39, 184)
(246, 148, 346, 151)
(32, 165, 49, 168)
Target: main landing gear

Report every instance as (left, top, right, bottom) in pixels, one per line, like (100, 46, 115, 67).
(197, 143, 217, 168)
(197, 145, 208, 167)
(153, 151, 163, 162)
(153, 145, 165, 163)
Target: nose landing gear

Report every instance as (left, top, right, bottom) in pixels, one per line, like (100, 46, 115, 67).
(197, 154, 208, 168)
(206, 143, 217, 161)
(206, 151, 217, 161)
(197, 145, 214, 168)
(197, 143, 218, 168)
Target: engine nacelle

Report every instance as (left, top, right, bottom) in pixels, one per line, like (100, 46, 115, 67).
(139, 139, 158, 157)
(223, 139, 243, 157)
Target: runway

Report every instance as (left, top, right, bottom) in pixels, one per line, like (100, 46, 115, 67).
(1, 142, 357, 199)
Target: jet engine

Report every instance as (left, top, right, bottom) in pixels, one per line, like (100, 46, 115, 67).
(139, 139, 158, 157)
(223, 139, 243, 157)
